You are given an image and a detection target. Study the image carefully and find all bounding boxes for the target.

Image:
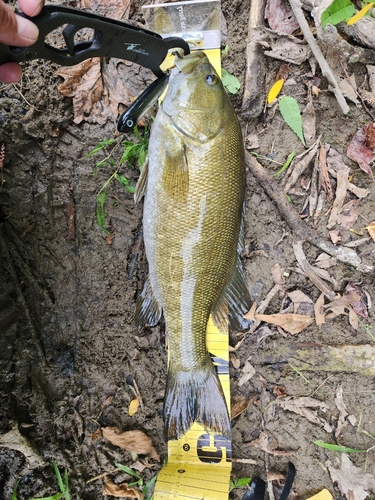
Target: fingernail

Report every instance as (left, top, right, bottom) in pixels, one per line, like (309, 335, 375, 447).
(16, 15, 39, 42)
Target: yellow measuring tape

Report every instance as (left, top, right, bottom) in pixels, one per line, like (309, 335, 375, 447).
(154, 316, 232, 499)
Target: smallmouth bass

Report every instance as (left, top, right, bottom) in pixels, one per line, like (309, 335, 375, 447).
(135, 51, 250, 440)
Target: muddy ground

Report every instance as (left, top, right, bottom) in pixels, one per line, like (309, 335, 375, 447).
(0, 0, 374, 499)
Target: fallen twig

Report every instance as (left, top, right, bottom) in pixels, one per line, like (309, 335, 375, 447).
(288, 0, 350, 114)
(242, 0, 267, 117)
(245, 151, 373, 274)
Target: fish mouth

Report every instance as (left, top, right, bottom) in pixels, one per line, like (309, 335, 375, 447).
(174, 51, 206, 74)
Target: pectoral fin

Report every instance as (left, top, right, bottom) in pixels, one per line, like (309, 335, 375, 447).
(135, 276, 162, 327)
(162, 144, 189, 201)
(134, 157, 148, 203)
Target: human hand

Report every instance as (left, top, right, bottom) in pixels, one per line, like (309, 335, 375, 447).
(0, 0, 44, 83)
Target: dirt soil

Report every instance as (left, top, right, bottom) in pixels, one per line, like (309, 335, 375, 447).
(1, 0, 375, 499)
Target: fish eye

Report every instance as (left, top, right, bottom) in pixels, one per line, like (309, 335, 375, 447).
(206, 74, 218, 85)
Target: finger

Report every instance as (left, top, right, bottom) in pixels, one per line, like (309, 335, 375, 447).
(0, 2, 39, 46)
(0, 62, 22, 83)
(18, 0, 44, 17)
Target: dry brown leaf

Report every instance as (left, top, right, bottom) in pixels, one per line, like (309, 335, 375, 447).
(287, 290, 314, 315)
(367, 220, 375, 241)
(271, 263, 285, 285)
(91, 427, 102, 443)
(326, 454, 375, 500)
(327, 166, 349, 229)
(243, 302, 257, 322)
(131, 460, 156, 473)
(103, 477, 142, 499)
(276, 397, 332, 432)
(318, 144, 333, 199)
(344, 283, 369, 318)
(0, 424, 45, 468)
(264, 0, 299, 34)
(56, 0, 132, 124)
(325, 293, 355, 316)
(337, 198, 361, 230)
(364, 122, 375, 149)
(102, 427, 160, 461)
(329, 229, 341, 244)
(347, 126, 374, 178)
(314, 292, 325, 330)
(231, 393, 252, 419)
(334, 385, 348, 438)
(315, 253, 337, 269)
(254, 313, 314, 334)
(276, 63, 289, 82)
(230, 353, 241, 369)
(238, 360, 256, 386)
(57, 58, 131, 124)
(337, 74, 359, 105)
(287, 290, 313, 304)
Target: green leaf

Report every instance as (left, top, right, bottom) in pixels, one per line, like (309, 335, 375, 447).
(221, 68, 241, 94)
(313, 440, 366, 453)
(11, 479, 20, 500)
(142, 474, 158, 498)
(321, 0, 355, 27)
(115, 173, 135, 194)
(221, 44, 230, 58)
(86, 139, 116, 157)
(236, 478, 252, 487)
(29, 494, 63, 500)
(114, 463, 141, 479)
(278, 96, 306, 146)
(52, 461, 64, 493)
(64, 469, 70, 500)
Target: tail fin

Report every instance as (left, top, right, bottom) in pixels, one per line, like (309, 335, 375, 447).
(163, 363, 230, 440)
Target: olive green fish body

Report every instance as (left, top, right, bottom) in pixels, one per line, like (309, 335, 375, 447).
(135, 52, 250, 439)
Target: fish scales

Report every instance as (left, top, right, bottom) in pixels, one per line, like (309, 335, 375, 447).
(135, 52, 251, 440)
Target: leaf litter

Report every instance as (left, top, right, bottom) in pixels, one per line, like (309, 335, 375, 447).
(101, 427, 160, 461)
(326, 454, 375, 500)
(56, 0, 133, 124)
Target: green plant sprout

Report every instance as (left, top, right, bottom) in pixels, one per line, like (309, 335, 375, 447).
(289, 363, 311, 384)
(358, 318, 375, 342)
(229, 476, 252, 492)
(272, 150, 295, 177)
(87, 126, 148, 233)
(314, 425, 375, 472)
(221, 68, 241, 95)
(114, 462, 157, 499)
(12, 461, 70, 500)
(220, 45, 241, 95)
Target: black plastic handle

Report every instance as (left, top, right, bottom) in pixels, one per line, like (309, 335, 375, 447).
(0, 5, 190, 77)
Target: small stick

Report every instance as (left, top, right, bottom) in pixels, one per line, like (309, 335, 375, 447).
(232, 457, 258, 464)
(288, 0, 350, 114)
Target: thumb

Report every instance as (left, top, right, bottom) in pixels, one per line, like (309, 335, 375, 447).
(0, 1, 39, 46)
